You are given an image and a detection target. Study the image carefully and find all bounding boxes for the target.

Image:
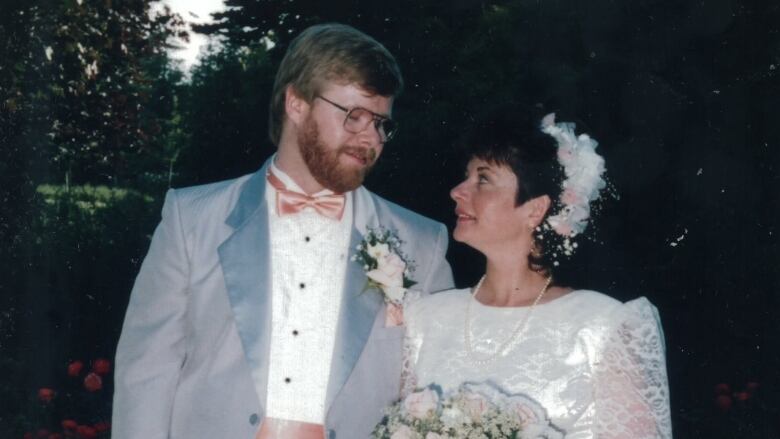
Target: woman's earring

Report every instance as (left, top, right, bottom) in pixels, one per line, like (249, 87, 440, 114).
(531, 241, 543, 259)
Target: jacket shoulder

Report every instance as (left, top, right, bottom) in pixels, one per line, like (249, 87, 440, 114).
(168, 174, 253, 215)
(367, 190, 445, 233)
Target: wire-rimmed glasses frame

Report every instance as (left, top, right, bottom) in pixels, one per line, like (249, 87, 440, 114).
(314, 95, 397, 143)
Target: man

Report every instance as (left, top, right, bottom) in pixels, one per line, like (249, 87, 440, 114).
(112, 23, 454, 438)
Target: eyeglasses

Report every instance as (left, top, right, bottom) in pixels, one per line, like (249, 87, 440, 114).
(315, 95, 397, 143)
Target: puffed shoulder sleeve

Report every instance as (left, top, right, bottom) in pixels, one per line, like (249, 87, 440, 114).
(592, 298, 672, 439)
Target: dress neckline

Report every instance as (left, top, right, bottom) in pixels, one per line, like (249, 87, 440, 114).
(468, 288, 581, 310)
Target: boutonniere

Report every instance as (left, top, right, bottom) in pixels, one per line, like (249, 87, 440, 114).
(352, 227, 417, 326)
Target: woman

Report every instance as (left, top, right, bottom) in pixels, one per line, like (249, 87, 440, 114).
(401, 111, 672, 438)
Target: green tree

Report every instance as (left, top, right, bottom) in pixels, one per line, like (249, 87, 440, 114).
(0, 1, 187, 435)
(1, 0, 188, 187)
(174, 43, 277, 186)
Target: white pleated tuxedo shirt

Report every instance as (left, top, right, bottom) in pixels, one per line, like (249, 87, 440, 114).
(264, 160, 353, 423)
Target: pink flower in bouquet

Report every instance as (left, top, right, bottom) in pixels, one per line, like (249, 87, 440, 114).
(37, 388, 56, 403)
(735, 391, 750, 402)
(93, 421, 110, 433)
(76, 425, 97, 439)
(61, 419, 78, 432)
(92, 358, 111, 376)
(83, 372, 103, 392)
(23, 432, 33, 439)
(461, 393, 489, 422)
(47, 433, 63, 439)
(509, 400, 539, 425)
(389, 425, 415, 439)
(746, 381, 760, 393)
(35, 429, 50, 438)
(67, 360, 84, 377)
(403, 387, 439, 420)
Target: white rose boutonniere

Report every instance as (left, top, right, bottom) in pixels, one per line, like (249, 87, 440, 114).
(352, 227, 417, 326)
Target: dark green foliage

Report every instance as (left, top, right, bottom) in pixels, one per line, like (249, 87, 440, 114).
(0, 1, 182, 435)
(0, 184, 161, 437)
(1, 0, 779, 437)
(175, 44, 277, 185)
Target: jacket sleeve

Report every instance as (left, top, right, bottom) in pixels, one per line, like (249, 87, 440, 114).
(112, 189, 191, 439)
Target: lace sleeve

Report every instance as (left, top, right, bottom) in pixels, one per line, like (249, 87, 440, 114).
(592, 298, 672, 439)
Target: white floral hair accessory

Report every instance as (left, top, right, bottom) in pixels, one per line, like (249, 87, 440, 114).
(540, 113, 607, 238)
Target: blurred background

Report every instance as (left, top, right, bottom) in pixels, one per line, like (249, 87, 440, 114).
(1, 0, 778, 437)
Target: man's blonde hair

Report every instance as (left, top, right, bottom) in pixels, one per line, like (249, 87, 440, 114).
(268, 23, 403, 145)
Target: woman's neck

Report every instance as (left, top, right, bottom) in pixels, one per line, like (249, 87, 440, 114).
(477, 259, 550, 307)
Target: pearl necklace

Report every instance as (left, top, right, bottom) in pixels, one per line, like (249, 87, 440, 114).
(464, 274, 553, 365)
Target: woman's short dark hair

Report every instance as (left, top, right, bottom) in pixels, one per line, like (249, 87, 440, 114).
(459, 105, 567, 274)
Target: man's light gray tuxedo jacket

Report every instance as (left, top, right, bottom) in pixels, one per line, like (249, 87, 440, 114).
(112, 160, 454, 438)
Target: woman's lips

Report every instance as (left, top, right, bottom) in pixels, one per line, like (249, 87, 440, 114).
(455, 211, 476, 223)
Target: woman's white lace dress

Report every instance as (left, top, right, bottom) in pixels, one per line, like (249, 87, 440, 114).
(403, 289, 672, 439)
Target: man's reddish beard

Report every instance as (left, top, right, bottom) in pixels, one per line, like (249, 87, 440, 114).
(298, 115, 377, 193)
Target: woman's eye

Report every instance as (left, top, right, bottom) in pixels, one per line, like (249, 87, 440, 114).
(477, 175, 489, 184)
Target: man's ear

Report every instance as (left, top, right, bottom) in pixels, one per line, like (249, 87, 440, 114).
(284, 85, 310, 126)
(527, 195, 552, 228)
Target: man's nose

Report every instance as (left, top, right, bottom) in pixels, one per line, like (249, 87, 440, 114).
(356, 122, 383, 147)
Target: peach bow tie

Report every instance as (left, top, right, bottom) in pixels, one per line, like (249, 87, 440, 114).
(267, 171, 346, 220)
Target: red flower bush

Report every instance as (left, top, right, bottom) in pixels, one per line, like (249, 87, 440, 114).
(37, 388, 56, 403)
(714, 383, 730, 395)
(61, 419, 78, 432)
(67, 361, 85, 377)
(76, 425, 97, 439)
(83, 372, 102, 392)
(25, 355, 112, 438)
(715, 394, 733, 412)
(91, 359, 111, 376)
(93, 422, 110, 433)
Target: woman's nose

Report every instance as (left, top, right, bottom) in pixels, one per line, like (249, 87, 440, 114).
(450, 181, 467, 202)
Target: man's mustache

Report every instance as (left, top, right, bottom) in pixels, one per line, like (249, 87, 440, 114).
(341, 146, 377, 164)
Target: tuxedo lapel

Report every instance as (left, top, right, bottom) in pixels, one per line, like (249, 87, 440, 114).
(218, 170, 386, 414)
(326, 188, 383, 411)
(218, 161, 272, 412)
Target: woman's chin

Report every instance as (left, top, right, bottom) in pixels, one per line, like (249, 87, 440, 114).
(452, 228, 473, 245)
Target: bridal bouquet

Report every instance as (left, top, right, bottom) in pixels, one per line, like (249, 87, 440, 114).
(372, 382, 563, 439)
